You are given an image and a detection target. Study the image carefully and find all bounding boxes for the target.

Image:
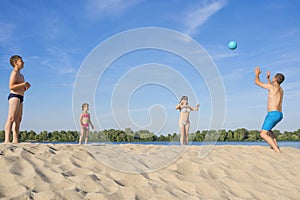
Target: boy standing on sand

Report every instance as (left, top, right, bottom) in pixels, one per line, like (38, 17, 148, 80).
(255, 67, 284, 153)
(4, 55, 31, 144)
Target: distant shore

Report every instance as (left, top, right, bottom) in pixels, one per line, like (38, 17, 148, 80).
(1, 143, 299, 199)
(1, 128, 299, 144)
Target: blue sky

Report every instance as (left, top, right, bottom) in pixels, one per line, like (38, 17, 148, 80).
(0, 0, 299, 135)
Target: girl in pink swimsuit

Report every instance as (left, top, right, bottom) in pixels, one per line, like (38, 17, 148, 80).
(79, 103, 94, 145)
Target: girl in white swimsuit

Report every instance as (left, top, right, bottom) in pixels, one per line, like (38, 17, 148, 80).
(176, 96, 200, 145)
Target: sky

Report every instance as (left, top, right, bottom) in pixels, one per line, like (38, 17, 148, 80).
(0, 0, 300, 135)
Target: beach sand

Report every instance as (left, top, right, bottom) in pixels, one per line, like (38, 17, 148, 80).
(0, 143, 299, 200)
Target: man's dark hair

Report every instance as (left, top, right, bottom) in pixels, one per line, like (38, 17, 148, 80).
(275, 73, 285, 85)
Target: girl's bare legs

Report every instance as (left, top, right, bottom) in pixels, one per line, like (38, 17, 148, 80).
(84, 128, 89, 144)
(184, 123, 190, 145)
(179, 122, 185, 145)
(79, 127, 84, 144)
(12, 103, 23, 144)
(179, 121, 190, 145)
(4, 98, 20, 144)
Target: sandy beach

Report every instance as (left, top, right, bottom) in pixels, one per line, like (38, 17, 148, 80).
(0, 143, 299, 200)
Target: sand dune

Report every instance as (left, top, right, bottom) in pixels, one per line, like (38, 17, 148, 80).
(0, 143, 299, 200)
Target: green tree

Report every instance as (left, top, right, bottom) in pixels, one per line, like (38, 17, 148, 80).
(291, 134, 299, 141)
(158, 135, 166, 141)
(233, 130, 239, 141)
(0, 130, 5, 142)
(27, 130, 37, 141)
(40, 130, 49, 141)
(204, 130, 219, 141)
(233, 128, 248, 141)
(218, 130, 227, 142)
(277, 133, 287, 141)
(20, 131, 28, 142)
(194, 130, 205, 142)
(248, 130, 260, 141)
(152, 135, 158, 141)
(88, 131, 98, 142)
(125, 134, 134, 142)
(166, 133, 174, 141)
(137, 130, 155, 141)
(51, 131, 61, 142)
(227, 130, 234, 141)
(125, 128, 134, 136)
(134, 132, 140, 140)
(116, 130, 126, 142)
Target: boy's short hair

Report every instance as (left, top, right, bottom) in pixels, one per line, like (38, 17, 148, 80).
(10, 55, 22, 67)
(82, 103, 89, 110)
(275, 73, 285, 84)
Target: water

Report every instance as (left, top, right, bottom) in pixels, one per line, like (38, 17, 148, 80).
(38, 141, 300, 149)
(114, 141, 300, 149)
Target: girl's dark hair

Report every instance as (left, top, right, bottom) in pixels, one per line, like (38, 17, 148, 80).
(82, 103, 89, 111)
(180, 96, 188, 102)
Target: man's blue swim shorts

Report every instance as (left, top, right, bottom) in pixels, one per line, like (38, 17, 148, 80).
(262, 111, 283, 131)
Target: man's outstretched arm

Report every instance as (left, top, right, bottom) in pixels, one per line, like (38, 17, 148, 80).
(266, 71, 273, 85)
(255, 67, 272, 89)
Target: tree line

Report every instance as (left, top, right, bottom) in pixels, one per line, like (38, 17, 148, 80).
(0, 128, 300, 143)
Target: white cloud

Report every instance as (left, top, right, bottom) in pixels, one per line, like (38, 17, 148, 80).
(0, 22, 14, 44)
(183, 0, 227, 36)
(211, 52, 239, 60)
(43, 17, 63, 40)
(36, 48, 77, 75)
(0, 22, 15, 52)
(85, 0, 140, 20)
(221, 68, 249, 81)
(283, 81, 300, 100)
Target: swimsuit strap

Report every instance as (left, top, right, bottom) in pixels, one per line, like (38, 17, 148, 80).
(82, 113, 90, 118)
(181, 106, 191, 113)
